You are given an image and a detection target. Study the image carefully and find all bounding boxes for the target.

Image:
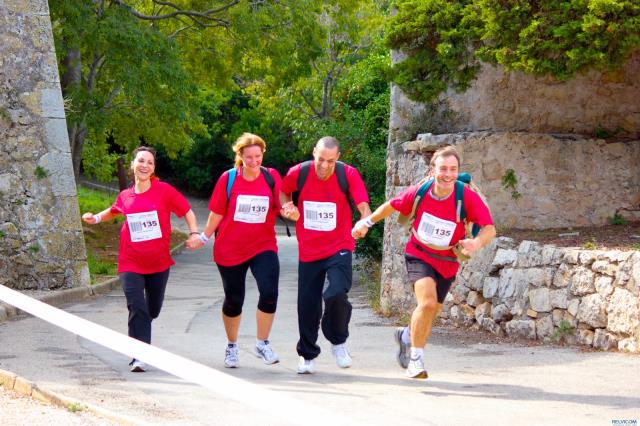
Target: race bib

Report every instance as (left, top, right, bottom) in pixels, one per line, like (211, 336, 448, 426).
(303, 201, 337, 231)
(127, 210, 162, 242)
(234, 195, 269, 223)
(416, 212, 456, 247)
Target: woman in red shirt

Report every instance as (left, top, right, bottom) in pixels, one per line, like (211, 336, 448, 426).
(196, 133, 283, 369)
(82, 146, 201, 372)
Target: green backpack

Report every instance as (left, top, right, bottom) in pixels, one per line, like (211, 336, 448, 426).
(397, 172, 487, 261)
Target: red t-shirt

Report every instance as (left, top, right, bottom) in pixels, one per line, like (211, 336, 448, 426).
(209, 168, 282, 266)
(281, 162, 369, 262)
(391, 184, 493, 279)
(111, 180, 191, 274)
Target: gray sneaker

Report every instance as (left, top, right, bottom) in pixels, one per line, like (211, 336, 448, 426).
(224, 345, 239, 368)
(406, 357, 428, 379)
(255, 341, 279, 365)
(129, 359, 147, 373)
(394, 327, 410, 369)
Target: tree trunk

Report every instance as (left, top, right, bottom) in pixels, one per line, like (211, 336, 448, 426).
(60, 46, 84, 180)
(116, 156, 129, 190)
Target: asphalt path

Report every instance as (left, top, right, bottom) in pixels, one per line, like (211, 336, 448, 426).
(0, 198, 639, 425)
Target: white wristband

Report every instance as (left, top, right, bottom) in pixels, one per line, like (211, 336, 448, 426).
(363, 216, 374, 228)
(94, 214, 102, 224)
(199, 232, 210, 244)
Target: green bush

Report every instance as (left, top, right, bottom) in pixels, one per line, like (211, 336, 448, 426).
(386, 0, 640, 102)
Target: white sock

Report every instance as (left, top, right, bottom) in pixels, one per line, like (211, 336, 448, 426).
(227, 341, 237, 347)
(256, 339, 268, 348)
(410, 347, 424, 360)
(401, 326, 411, 345)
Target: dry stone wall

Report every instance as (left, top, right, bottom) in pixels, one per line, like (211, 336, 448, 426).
(383, 52, 640, 352)
(0, 0, 89, 290)
(443, 238, 640, 353)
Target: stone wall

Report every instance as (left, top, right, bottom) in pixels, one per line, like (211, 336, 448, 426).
(0, 0, 89, 289)
(381, 133, 640, 320)
(443, 238, 640, 353)
(389, 53, 640, 144)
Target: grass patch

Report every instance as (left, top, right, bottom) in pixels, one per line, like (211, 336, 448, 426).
(77, 185, 121, 221)
(358, 258, 382, 313)
(67, 402, 86, 412)
(87, 250, 117, 277)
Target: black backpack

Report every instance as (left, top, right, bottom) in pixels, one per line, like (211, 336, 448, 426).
(291, 160, 356, 214)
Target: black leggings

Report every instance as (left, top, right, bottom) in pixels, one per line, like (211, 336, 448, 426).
(120, 269, 170, 344)
(216, 250, 279, 317)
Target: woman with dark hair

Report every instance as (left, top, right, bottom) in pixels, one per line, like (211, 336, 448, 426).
(82, 146, 201, 372)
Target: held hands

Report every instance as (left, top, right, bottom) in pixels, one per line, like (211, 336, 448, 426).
(186, 233, 205, 250)
(281, 201, 300, 221)
(351, 220, 370, 239)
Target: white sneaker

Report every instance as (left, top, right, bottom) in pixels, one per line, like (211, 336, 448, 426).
(297, 357, 315, 374)
(331, 343, 352, 368)
(255, 341, 279, 365)
(406, 357, 428, 379)
(129, 359, 147, 372)
(224, 345, 239, 368)
(394, 327, 410, 369)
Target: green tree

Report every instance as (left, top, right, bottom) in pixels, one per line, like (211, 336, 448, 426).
(51, 0, 208, 179)
(386, 0, 640, 103)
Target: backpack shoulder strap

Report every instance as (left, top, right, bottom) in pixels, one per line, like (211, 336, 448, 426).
(293, 161, 312, 206)
(455, 180, 465, 223)
(335, 161, 356, 213)
(398, 178, 433, 229)
(226, 168, 237, 200)
(260, 166, 275, 193)
(297, 161, 312, 191)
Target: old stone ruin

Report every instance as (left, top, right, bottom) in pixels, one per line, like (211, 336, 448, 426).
(0, 1, 89, 293)
(382, 53, 640, 352)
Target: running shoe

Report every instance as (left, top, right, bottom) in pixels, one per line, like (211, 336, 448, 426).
(394, 327, 410, 369)
(255, 341, 280, 365)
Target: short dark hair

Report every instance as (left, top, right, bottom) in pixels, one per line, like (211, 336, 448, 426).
(316, 136, 340, 151)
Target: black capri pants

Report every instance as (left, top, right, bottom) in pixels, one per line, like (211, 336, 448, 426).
(216, 250, 279, 317)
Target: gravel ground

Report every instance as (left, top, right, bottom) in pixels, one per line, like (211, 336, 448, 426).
(0, 386, 120, 425)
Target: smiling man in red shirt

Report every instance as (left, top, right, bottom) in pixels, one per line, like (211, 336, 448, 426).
(281, 136, 371, 374)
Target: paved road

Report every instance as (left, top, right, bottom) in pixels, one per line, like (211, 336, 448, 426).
(1, 198, 639, 425)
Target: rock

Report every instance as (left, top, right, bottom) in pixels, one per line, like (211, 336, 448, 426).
(491, 304, 511, 323)
(467, 291, 484, 307)
(594, 276, 614, 298)
(529, 287, 552, 312)
(492, 249, 517, 270)
(553, 263, 572, 288)
(567, 298, 580, 317)
(593, 329, 618, 350)
(505, 320, 536, 340)
(576, 329, 595, 347)
(591, 260, 619, 277)
(606, 288, 640, 335)
(569, 267, 596, 296)
(475, 302, 492, 323)
(549, 289, 568, 309)
(618, 337, 639, 353)
(482, 318, 504, 336)
(483, 277, 500, 299)
(577, 293, 607, 328)
(536, 315, 554, 340)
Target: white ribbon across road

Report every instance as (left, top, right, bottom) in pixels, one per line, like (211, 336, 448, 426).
(0, 284, 350, 426)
